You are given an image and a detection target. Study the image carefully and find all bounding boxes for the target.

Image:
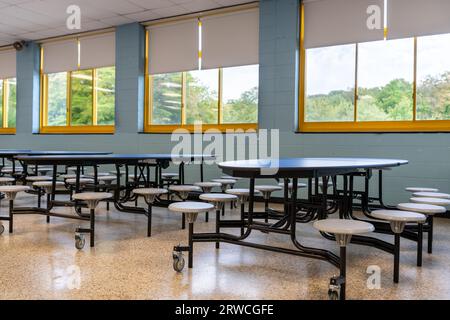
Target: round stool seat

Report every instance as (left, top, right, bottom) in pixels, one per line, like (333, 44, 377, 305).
(60, 174, 85, 180)
(0, 185, 31, 200)
(410, 197, 450, 206)
(212, 178, 237, 184)
(397, 203, 446, 215)
(169, 201, 214, 213)
(1, 167, 23, 173)
(200, 193, 238, 202)
(226, 188, 252, 196)
(221, 175, 243, 181)
(371, 210, 426, 223)
(194, 182, 222, 189)
(26, 176, 53, 182)
(255, 185, 283, 193)
(66, 178, 94, 185)
(278, 182, 308, 189)
(0, 177, 15, 185)
(72, 192, 112, 209)
(133, 188, 168, 196)
(33, 181, 64, 188)
(169, 185, 201, 192)
(162, 173, 179, 179)
(412, 192, 450, 199)
(313, 219, 375, 235)
(406, 187, 439, 193)
(97, 175, 117, 182)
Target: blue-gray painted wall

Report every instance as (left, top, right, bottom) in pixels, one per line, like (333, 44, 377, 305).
(0, 0, 449, 203)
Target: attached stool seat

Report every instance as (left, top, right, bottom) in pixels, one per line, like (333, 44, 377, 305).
(221, 175, 243, 181)
(212, 179, 237, 192)
(0, 185, 31, 235)
(33, 181, 64, 192)
(410, 197, 450, 206)
(60, 174, 85, 180)
(412, 192, 450, 199)
(97, 175, 117, 185)
(255, 185, 282, 199)
(33, 167, 53, 176)
(0, 177, 15, 185)
(72, 192, 113, 249)
(199, 193, 238, 209)
(169, 201, 214, 272)
(194, 181, 222, 193)
(26, 176, 53, 182)
(278, 182, 308, 195)
(1, 167, 23, 174)
(313, 219, 374, 300)
(406, 187, 439, 193)
(133, 188, 168, 237)
(371, 210, 426, 283)
(162, 173, 179, 179)
(66, 178, 94, 185)
(169, 185, 201, 200)
(398, 202, 446, 255)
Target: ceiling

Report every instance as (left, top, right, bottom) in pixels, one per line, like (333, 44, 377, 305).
(0, 0, 255, 47)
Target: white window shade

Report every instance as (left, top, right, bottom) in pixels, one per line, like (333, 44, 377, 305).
(387, 0, 450, 40)
(201, 8, 259, 70)
(42, 39, 78, 74)
(0, 50, 16, 79)
(304, 0, 385, 49)
(147, 19, 199, 75)
(79, 33, 115, 69)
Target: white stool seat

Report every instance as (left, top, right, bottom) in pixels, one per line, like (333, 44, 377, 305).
(86, 172, 110, 177)
(72, 192, 112, 209)
(412, 192, 450, 199)
(35, 167, 52, 172)
(169, 201, 214, 213)
(66, 178, 94, 185)
(397, 203, 446, 215)
(60, 174, 85, 180)
(1, 167, 23, 173)
(26, 176, 53, 182)
(221, 175, 243, 181)
(169, 185, 201, 192)
(33, 181, 64, 188)
(410, 197, 450, 206)
(0, 185, 31, 200)
(313, 219, 375, 235)
(162, 173, 179, 178)
(133, 188, 168, 196)
(97, 175, 117, 182)
(371, 210, 426, 223)
(212, 178, 237, 185)
(255, 185, 283, 193)
(226, 188, 252, 196)
(200, 193, 238, 202)
(278, 182, 308, 189)
(194, 182, 222, 188)
(405, 187, 439, 193)
(0, 177, 15, 184)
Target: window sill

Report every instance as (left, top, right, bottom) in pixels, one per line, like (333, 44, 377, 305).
(143, 123, 258, 133)
(39, 125, 115, 134)
(299, 120, 450, 133)
(0, 128, 16, 135)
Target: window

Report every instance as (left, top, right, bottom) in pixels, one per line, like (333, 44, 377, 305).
(0, 78, 16, 133)
(300, 1, 450, 132)
(42, 67, 115, 133)
(145, 65, 259, 132)
(40, 33, 115, 134)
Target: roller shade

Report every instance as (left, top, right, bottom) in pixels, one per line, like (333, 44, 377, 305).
(42, 39, 78, 74)
(387, 0, 450, 40)
(201, 8, 259, 69)
(0, 50, 16, 79)
(147, 19, 199, 75)
(79, 32, 115, 69)
(304, 0, 385, 49)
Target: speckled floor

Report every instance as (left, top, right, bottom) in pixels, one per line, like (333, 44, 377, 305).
(1, 191, 449, 300)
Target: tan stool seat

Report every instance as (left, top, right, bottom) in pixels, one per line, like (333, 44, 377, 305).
(313, 219, 375, 235)
(226, 188, 252, 196)
(169, 185, 201, 192)
(33, 181, 64, 188)
(0, 177, 15, 185)
(412, 192, 450, 199)
(212, 178, 237, 185)
(406, 187, 439, 193)
(72, 192, 112, 209)
(371, 210, 426, 223)
(97, 175, 117, 182)
(1, 167, 23, 173)
(397, 203, 446, 215)
(255, 185, 283, 193)
(194, 182, 222, 188)
(60, 174, 85, 180)
(221, 175, 243, 181)
(66, 178, 94, 185)
(0, 185, 31, 200)
(35, 167, 52, 172)
(200, 193, 238, 202)
(133, 188, 168, 196)
(26, 176, 53, 182)
(169, 201, 214, 213)
(162, 173, 179, 179)
(278, 182, 308, 189)
(410, 197, 450, 206)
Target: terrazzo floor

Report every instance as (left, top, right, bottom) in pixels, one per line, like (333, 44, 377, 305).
(1, 191, 449, 300)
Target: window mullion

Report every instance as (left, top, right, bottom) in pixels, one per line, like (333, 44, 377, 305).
(413, 37, 417, 121)
(354, 43, 358, 123)
(3, 79, 9, 128)
(218, 68, 223, 125)
(92, 69, 98, 126)
(67, 72, 71, 126)
(181, 72, 186, 125)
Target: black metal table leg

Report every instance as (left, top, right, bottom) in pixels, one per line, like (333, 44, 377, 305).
(417, 223, 423, 267)
(428, 216, 433, 254)
(188, 222, 194, 268)
(394, 233, 400, 283)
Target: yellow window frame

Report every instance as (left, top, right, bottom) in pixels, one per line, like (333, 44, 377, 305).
(0, 78, 16, 134)
(39, 46, 114, 134)
(143, 30, 258, 133)
(298, 4, 450, 133)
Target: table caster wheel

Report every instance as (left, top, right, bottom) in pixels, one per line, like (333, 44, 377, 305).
(75, 233, 86, 250)
(173, 252, 185, 272)
(0, 224, 4, 235)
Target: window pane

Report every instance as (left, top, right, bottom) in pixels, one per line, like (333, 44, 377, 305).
(305, 44, 355, 122)
(151, 73, 182, 125)
(186, 69, 219, 125)
(7, 78, 16, 128)
(417, 33, 450, 120)
(71, 69, 93, 126)
(47, 72, 67, 126)
(96, 67, 115, 125)
(0, 80, 3, 128)
(357, 38, 414, 121)
(222, 65, 259, 124)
